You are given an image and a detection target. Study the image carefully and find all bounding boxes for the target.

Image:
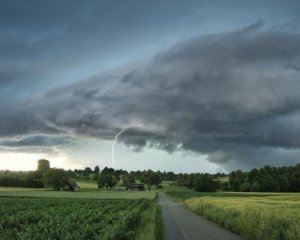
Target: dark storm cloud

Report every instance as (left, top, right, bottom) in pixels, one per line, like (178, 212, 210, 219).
(0, 135, 71, 147)
(2, 0, 299, 103)
(0, 0, 208, 102)
(2, 23, 300, 170)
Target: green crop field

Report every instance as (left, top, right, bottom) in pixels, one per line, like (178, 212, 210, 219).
(0, 197, 162, 240)
(0, 187, 161, 239)
(182, 192, 300, 240)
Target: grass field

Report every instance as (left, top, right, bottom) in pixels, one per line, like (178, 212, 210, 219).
(164, 186, 300, 239)
(0, 197, 162, 240)
(165, 188, 293, 201)
(76, 179, 98, 190)
(168, 189, 300, 240)
(0, 187, 156, 199)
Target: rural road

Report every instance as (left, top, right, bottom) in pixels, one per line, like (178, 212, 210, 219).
(158, 193, 243, 240)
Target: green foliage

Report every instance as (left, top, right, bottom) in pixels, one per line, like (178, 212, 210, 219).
(94, 165, 100, 174)
(229, 164, 300, 192)
(96, 167, 137, 190)
(135, 201, 163, 240)
(23, 171, 43, 188)
(142, 170, 161, 190)
(229, 170, 245, 191)
(121, 174, 135, 188)
(0, 171, 43, 188)
(0, 197, 156, 240)
(240, 182, 251, 192)
(37, 159, 50, 173)
(174, 173, 220, 192)
(185, 194, 300, 240)
(84, 167, 93, 174)
(0, 160, 51, 188)
(194, 174, 220, 192)
(97, 173, 117, 189)
(74, 166, 99, 180)
(42, 168, 69, 190)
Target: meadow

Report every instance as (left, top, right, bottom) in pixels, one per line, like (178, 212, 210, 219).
(165, 188, 290, 201)
(0, 187, 156, 199)
(165, 188, 300, 240)
(0, 179, 156, 200)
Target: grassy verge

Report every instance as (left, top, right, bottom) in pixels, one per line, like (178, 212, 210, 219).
(135, 200, 163, 240)
(185, 194, 300, 240)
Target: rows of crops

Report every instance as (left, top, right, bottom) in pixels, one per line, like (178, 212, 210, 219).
(0, 197, 150, 239)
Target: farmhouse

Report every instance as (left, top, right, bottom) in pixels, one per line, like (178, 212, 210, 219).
(128, 183, 145, 191)
(64, 178, 80, 191)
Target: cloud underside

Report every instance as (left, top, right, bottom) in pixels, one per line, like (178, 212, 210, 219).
(1, 24, 300, 169)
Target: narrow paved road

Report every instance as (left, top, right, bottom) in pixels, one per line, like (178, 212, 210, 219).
(158, 193, 243, 240)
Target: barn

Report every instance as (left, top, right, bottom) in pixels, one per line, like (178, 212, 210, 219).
(128, 183, 145, 191)
(64, 178, 80, 191)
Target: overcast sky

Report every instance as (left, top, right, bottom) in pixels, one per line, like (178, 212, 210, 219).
(1, 0, 300, 173)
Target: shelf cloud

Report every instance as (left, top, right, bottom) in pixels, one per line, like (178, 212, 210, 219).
(2, 23, 300, 169)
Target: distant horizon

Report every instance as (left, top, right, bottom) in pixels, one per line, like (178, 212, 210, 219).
(1, 159, 299, 175)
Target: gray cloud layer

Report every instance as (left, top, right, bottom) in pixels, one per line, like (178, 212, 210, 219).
(2, 0, 299, 104)
(0, 0, 214, 102)
(2, 24, 300, 170)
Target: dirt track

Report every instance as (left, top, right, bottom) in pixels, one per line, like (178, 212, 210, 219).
(158, 192, 243, 240)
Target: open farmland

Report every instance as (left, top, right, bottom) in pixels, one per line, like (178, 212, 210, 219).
(0, 187, 156, 199)
(165, 188, 294, 201)
(0, 197, 162, 240)
(185, 193, 300, 240)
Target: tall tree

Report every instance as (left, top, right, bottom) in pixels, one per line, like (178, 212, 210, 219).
(194, 174, 220, 192)
(42, 168, 69, 191)
(142, 170, 161, 190)
(98, 174, 116, 189)
(94, 165, 100, 174)
(37, 159, 50, 173)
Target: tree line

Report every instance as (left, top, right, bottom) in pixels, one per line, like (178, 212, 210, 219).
(0, 159, 50, 188)
(1, 160, 299, 192)
(0, 159, 70, 190)
(96, 167, 162, 190)
(228, 164, 300, 192)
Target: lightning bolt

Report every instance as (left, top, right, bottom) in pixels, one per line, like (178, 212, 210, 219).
(111, 128, 127, 168)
